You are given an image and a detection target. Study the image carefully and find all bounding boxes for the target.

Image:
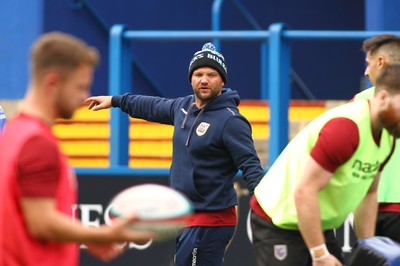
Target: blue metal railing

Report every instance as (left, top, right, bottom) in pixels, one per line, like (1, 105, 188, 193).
(79, 23, 400, 178)
(107, 26, 272, 170)
(211, 0, 315, 100)
(211, 0, 270, 102)
(266, 26, 400, 163)
(211, 0, 263, 51)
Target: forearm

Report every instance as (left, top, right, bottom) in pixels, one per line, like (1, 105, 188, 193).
(112, 93, 174, 124)
(26, 209, 115, 244)
(22, 198, 117, 244)
(353, 190, 378, 239)
(354, 173, 380, 239)
(295, 190, 325, 248)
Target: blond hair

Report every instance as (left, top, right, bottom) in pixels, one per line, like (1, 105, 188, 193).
(30, 32, 99, 81)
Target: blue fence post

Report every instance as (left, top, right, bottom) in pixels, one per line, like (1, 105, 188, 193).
(260, 39, 268, 169)
(268, 23, 291, 166)
(109, 25, 131, 166)
(260, 41, 268, 100)
(211, 0, 224, 50)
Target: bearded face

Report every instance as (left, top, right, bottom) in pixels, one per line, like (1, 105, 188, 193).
(191, 67, 224, 108)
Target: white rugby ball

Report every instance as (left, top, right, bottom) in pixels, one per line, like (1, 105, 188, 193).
(108, 183, 193, 240)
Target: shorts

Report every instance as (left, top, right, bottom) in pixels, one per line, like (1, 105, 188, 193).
(376, 212, 400, 243)
(250, 210, 344, 266)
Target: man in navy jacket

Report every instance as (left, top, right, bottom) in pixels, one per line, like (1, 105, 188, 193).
(85, 43, 265, 266)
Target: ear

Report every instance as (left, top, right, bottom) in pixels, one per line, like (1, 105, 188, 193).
(378, 56, 387, 68)
(42, 72, 61, 95)
(377, 89, 390, 109)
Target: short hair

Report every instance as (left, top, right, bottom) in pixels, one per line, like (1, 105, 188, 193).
(375, 64, 400, 95)
(30, 32, 99, 81)
(362, 34, 400, 63)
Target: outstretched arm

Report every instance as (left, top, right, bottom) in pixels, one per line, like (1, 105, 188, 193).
(86, 93, 176, 125)
(85, 96, 113, 111)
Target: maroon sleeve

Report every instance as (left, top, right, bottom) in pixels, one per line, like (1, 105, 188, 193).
(17, 135, 60, 197)
(310, 118, 359, 173)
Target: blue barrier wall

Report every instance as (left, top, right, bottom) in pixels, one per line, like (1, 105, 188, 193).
(1, 0, 365, 100)
(3, 2, 400, 99)
(0, 0, 43, 99)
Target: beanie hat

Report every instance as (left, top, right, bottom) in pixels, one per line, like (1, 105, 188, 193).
(188, 43, 228, 83)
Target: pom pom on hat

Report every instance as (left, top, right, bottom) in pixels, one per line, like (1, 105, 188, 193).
(188, 43, 227, 83)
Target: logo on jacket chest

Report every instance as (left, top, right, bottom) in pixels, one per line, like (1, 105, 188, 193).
(196, 122, 210, 136)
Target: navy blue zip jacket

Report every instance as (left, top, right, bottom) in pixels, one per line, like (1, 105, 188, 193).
(112, 88, 265, 211)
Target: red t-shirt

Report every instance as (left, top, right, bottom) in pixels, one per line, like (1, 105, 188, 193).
(0, 114, 78, 266)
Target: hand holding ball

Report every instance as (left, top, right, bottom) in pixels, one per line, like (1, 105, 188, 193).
(108, 184, 193, 241)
